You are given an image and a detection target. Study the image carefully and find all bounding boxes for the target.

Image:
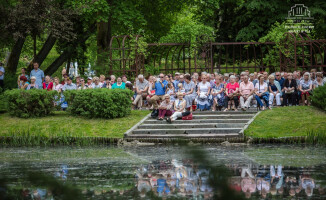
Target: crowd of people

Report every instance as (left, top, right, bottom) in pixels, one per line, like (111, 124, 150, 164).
(15, 62, 326, 121)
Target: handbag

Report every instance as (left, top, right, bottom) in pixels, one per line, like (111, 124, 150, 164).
(182, 112, 192, 120)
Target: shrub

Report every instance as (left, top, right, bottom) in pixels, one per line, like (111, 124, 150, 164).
(311, 85, 326, 111)
(4, 89, 57, 118)
(64, 89, 133, 118)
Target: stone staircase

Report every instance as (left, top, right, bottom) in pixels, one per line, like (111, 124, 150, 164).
(124, 109, 258, 142)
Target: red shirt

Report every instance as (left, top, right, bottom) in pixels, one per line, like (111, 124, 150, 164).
(43, 82, 53, 91)
(226, 82, 239, 94)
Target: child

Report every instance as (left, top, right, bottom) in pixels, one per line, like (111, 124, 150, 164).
(166, 83, 176, 102)
(178, 83, 185, 94)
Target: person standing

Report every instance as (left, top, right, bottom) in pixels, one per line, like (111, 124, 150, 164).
(0, 62, 5, 89)
(30, 62, 44, 89)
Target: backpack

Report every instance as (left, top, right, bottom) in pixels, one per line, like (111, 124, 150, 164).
(182, 112, 193, 120)
(151, 109, 159, 118)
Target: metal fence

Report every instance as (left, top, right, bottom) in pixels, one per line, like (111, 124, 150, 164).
(108, 33, 326, 77)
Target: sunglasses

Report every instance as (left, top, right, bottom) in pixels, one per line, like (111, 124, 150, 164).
(159, 76, 164, 78)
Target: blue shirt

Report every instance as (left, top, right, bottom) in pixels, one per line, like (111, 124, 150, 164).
(154, 80, 168, 95)
(173, 80, 180, 92)
(0, 66, 4, 80)
(30, 69, 44, 88)
(276, 77, 285, 89)
(62, 83, 77, 91)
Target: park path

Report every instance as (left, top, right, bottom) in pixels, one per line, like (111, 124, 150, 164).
(124, 109, 259, 142)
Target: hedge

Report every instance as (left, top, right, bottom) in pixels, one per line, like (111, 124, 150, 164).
(64, 89, 133, 118)
(311, 85, 326, 111)
(4, 89, 57, 118)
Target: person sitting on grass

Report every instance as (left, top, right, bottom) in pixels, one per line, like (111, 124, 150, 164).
(78, 78, 87, 90)
(18, 75, 29, 90)
(299, 72, 313, 106)
(166, 93, 190, 123)
(254, 74, 270, 110)
(53, 77, 63, 92)
(17, 67, 29, 87)
(211, 75, 224, 111)
(157, 94, 174, 120)
(283, 73, 297, 106)
(26, 76, 39, 90)
(239, 75, 254, 111)
(268, 75, 282, 107)
(112, 77, 126, 89)
(43, 75, 54, 91)
(224, 75, 239, 112)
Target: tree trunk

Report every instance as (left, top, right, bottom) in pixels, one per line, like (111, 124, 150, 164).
(96, 0, 112, 66)
(44, 24, 96, 75)
(33, 34, 57, 67)
(44, 49, 73, 75)
(6, 36, 26, 74)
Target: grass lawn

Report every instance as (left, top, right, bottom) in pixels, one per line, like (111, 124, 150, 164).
(245, 106, 326, 138)
(0, 110, 150, 138)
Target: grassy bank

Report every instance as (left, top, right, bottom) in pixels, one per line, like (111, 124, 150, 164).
(0, 110, 150, 139)
(245, 106, 326, 138)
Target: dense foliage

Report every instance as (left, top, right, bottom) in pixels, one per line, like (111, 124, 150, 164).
(64, 89, 133, 118)
(311, 86, 326, 111)
(4, 89, 57, 118)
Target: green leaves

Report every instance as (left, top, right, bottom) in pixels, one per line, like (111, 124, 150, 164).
(64, 89, 133, 118)
(311, 85, 326, 111)
(4, 89, 57, 118)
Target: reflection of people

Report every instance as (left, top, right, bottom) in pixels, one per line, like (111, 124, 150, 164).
(300, 175, 315, 197)
(240, 167, 256, 198)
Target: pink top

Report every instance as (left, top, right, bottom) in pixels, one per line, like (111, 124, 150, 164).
(226, 82, 239, 94)
(159, 100, 173, 110)
(239, 81, 254, 95)
(241, 178, 256, 193)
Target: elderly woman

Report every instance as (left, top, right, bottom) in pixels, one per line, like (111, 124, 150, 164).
(224, 75, 239, 112)
(314, 72, 324, 88)
(268, 75, 282, 107)
(26, 76, 39, 90)
(254, 75, 269, 110)
(157, 94, 174, 120)
(299, 72, 313, 106)
(43, 75, 53, 91)
(183, 74, 196, 112)
(166, 93, 190, 123)
(196, 74, 211, 111)
(211, 75, 224, 111)
(112, 77, 126, 89)
(283, 73, 297, 106)
(18, 76, 29, 90)
(91, 76, 102, 89)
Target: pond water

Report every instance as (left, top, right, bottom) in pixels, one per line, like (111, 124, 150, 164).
(0, 144, 326, 199)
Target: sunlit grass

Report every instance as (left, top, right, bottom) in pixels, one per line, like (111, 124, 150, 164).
(0, 110, 150, 139)
(245, 106, 326, 138)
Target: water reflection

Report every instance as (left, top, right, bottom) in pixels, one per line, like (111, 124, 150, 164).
(0, 145, 326, 199)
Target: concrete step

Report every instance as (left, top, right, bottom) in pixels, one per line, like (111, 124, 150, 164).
(132, 128, 242, 135)
(143, 119, 250, 124)
(192, 111, 257, 115)
(126, 133, 240, 138)
(192, 114, 254, 119)
(138, 123, 246, 129)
